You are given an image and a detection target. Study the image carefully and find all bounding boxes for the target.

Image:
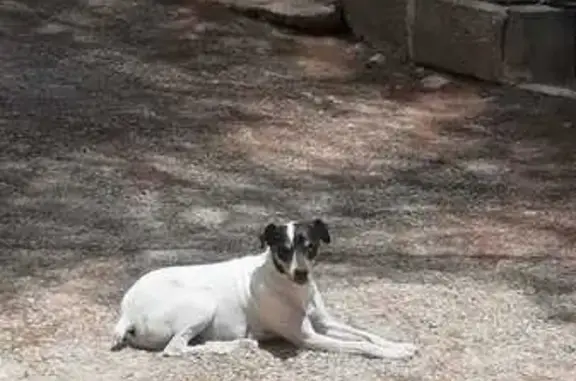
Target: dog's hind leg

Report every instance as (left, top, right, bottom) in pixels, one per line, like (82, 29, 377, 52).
(111, 315, 135, 351)
(169, 338, 259, 355)
(161, 296, 217, 357)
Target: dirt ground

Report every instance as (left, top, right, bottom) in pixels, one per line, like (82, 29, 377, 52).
(1, 0, 575, 380)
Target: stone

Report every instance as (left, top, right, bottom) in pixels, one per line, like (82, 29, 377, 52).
(365, 52, 386, 67)
(411, 0, 508, 82)
(517, 83, 576, 99)
(502, 5, 576, 85)
(341, 0, 411, 55)
(212, 0, 346, 33)
(35, 22, 69, 35)
(420, 73, 451, 90)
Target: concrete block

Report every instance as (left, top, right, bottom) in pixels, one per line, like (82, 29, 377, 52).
(341, 0, 410, 54)
(503, 5, 576, 85)
(411, 0, 508, 82)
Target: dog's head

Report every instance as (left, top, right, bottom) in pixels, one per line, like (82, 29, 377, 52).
(259, 219, 330, 285)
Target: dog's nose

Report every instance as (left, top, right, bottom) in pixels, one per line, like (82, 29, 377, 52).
(293, 269, 309, 284)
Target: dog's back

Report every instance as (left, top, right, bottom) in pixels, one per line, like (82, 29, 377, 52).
(111, 253, 265, 351)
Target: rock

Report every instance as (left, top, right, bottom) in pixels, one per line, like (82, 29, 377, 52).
(420, 73, 451, 90)
(564, 344, 576, 354)
(212, 0, 346, 33)
(365, 52, 386, 67)
(516, 83, 576, 100)
(502, 4, 576, 85)
(35, 22, 69, 35)
(411, 0, 508, 82)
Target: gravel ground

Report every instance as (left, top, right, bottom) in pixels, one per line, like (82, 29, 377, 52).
(1, 1, 575, 380)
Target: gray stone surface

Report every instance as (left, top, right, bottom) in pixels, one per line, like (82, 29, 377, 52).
(503, 5, 576, 85)
(411, 0, 508, 82)
(341, 0, 410, 55)
(483, 0, 540, 3)
(213, 0, 345, 33)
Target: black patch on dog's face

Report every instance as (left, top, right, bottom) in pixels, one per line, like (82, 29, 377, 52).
(260, 219, 331, 271)
(275, 241, 293, 263)
(260, 223, 294, 264)
(291, 221, 324, 260)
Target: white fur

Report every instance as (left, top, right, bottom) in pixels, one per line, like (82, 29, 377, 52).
(285, 221, 300, 275)
(112, 247, 417, 359)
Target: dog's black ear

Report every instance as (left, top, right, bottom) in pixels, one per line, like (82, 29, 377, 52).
(260, 223, 278, 249)
(311, 219, 330, 244)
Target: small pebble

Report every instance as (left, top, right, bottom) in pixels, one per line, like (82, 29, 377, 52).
(420, 74, 451, 90)
(366, 53, 386, 67)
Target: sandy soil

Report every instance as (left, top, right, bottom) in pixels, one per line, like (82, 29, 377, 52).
(1, 1, 575, 380)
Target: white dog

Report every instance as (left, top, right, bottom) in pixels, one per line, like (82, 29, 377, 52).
(111, 219, 417, 359)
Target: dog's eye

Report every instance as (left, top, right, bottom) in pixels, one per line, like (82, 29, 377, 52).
(306, 244, 318, 258)
(276, 247, 292, 261)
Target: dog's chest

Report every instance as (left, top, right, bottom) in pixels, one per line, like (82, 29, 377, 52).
(247, 281, 312, 338)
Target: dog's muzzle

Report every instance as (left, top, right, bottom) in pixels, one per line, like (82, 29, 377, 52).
(292, 269, 309, 285)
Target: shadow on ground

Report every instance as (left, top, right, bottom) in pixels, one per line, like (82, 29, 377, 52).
(0, 0, 575, 325)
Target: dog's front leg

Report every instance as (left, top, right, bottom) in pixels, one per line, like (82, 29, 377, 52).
(309, 285, 417, 359)
(288, 318, 410, 359)
(315, 316, 417, 359)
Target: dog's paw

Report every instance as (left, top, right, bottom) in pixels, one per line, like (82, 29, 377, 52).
(381, 342, 418, 360)
(201, 339, 259, 354)
(161, 346, 185, 357)
(236, 338, 259, 350)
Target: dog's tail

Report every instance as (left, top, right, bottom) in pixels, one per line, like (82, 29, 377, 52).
(110, 315, 135, 352)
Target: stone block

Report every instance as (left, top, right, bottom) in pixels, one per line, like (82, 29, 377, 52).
(502, 5, 576, 85)
(411, 0, 508, 82)
(213, 0, 345, 33)
(341, 0, 410, 54)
